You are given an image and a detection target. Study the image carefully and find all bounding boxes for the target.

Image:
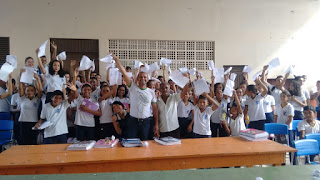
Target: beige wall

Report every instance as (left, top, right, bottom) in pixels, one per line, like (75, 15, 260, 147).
(1, 0, 319, 87)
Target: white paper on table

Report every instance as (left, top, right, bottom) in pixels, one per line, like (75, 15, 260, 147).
(267, 58, 280, 70)
(100, 54, 114, 63)
(0, 63, 15, 82)
(192, 78, 210, 96)
(189, 68, 196, 76)
(230, 73, 237, 81)
(242, 65, 253, 74)
(134, 60, 143, 69)
(37, 40, 48, 58)
(169, 70, 189, 88)
(224, 67, 233, 75)
(78, 55, 93, 71)
(148, 62, 160, 74)
(140, 63, 150, 73)
(285, 65, 295, 75)
(109, 68, 123, 85)
(160, 57, 172, 66)
(6, 55, 17, 69)
(223, 80, 235, 97)
(179, 67, 188, 74)
(92, 59, 95, 72)
(20, 67, 35, 84)
(56, 51, 67, 61)
(208, 60, 215, 71)
(252, 70, 262, 81)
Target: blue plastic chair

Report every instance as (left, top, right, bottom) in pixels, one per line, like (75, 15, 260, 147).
(294, 139, 319, 165)
(292, 120, 302, 140)
(0, 120, 14, 152)
(0, 112, 11, 120)
(306, 133, 320, 152)
(265, 123, 289, 145)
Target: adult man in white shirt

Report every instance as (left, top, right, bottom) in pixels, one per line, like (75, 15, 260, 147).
(157, 82, 189, 139)
(114, 55, 159, 140)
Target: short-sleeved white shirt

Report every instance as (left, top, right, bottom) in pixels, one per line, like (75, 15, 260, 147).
(128, 81, 157, 119)
(193, 106, 214, 136)
(270, 85, 282, 106)
(229, 113, 246, 136)
(40, 100, 70, 138)
(11, 93, 21, 110)
(45, 73, 66, 93)
(157, 93, 181, 132)
(0, 87, 10, 113)
(210, 98, 229, 123)
(112, 96, 130, 110)
(245, 94, 266, 121)
(99, 98, 113, 124)
(18, 96, 40, 122)
(263, 95, 275, 113)
(298, 120, 320, 134)
(177, 100, 194, 118)
(302, 87, 310, 100)
(291, 94, 306, 112)
(274, 103, 294, 130)
(74, 96, 99, 127)
(90, 87, 100, 102)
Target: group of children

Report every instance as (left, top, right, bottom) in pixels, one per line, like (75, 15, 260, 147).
(1, 42, 320, 148)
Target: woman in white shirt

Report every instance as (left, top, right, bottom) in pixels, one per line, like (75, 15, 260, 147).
(289, 80, 307, 120)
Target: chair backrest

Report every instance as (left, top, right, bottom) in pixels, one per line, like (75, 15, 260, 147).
(294, 139, 319, 156)
(306, 133, 320, 148)
(0, 112, 11, 120)
(292, 120, 302, 131)
(0, 120, 13, 141)
(264, 123, 288, 135)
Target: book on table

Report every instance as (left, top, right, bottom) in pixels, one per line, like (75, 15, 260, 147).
(121, 138, 143, 147)
(154, 136, 181, 146)
(94, 138, 119, 148)
(239, 128, 269, 139)
(239, 135, 268, 141)
(67, 140, 96, 150)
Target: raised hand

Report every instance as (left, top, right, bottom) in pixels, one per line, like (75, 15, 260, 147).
(50, 41, 57, 50)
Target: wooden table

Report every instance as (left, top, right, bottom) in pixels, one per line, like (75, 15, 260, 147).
(0, 137, 296, 175)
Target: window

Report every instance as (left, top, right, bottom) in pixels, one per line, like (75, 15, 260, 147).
(109, 39, 215, 70)
(0, 37, 10, 66)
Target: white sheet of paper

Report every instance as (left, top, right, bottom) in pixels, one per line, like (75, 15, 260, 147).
(224, 67, 233, 75)
(148, 62, 160, 74)
(78, 55, 92, 71)
(92, 60, 95, 72)
(230, 73, 237, 81)
(105, 62, 114, 70)
(192, 78, 210, 96)
(141, 63, 150, 73)
(127, 72, 133, 78)
(223, 80, 234, 97)
(169, 70, 189, 88)
(189, 68, 196, 76)
(100, 54, 114, 63)
(150, 77, 160, 83)
(179, 67, 188, 74)
(20, 67, 35, 84)
(242, 65, 253, 74)
(167, 65, 172, 74)
(268, 58, 280, 70)
(32, 121, 53, 130)
(160, 57, 172, 66)
(208, 60, 215, 71)
(37, 40, 48, 58)
(6, 55, 17, 69)
(109, 68, 123, 85)
(56, 51, 67, 61)
(285, 65, 294, 75)
(252, 70, 262, 81)
(214, 68, 225, 83)
(0, 63, 15, 82)
(134, 60, 143, 69)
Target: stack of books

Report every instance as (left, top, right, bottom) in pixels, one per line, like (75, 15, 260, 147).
(94, 138, 119, 148)
(154, 137, 181, 146)
(66, 140, 96, 150)
(239, 129, 269, 141)
(121, 138, 143, 147)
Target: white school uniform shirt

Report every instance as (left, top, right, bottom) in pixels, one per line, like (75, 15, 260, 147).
(263, 95, 275, 113)
(274, 103, 294, 130)
(193, 106, 214, 136)
(210, 97, 230, 124)
(298, 120, 320, 134)
(112, 96, 130, 110)
(290, 94, 306, 112)
(128, 81, 157, 119)
(157, 93, 181, 132)
(90, 87, 100, 102)
(229, 113, 246, 136)
(74, 96, 99, 127)
(99, 98, 113, 124)
(245, 94, 266, 121)
(18, 96, 40, 122)
(44, 72, 66, 93)
(270, 85, 282, 106)
(11, 93, 21, 111)
(40, 100, 69, 138)
(0, 87, 10, 113)
(177, 100, 194, 118)
(302, 87, 310, 100)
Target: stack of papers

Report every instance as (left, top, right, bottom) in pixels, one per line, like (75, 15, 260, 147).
(239, 129, 269, 141)
(154, 137, 181, 146)
(121, 138, 143, 147)
(67, 140, 96, 150)
(94, 139, 119, 148)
